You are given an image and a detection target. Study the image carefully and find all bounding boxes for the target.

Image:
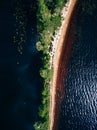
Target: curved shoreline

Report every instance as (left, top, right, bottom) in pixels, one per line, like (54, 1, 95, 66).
(49, 0, 78, 130)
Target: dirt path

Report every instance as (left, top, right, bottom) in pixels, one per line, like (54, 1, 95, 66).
(49, 0, 78, 130)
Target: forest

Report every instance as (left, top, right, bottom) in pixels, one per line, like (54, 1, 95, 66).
(34, 0, 67, 130)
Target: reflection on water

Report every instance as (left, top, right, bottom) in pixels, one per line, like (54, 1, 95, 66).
(59, 5, 97, 130)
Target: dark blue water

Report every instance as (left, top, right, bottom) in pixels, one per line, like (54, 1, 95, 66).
(1, 1, 97, 130)
(59, 4, 97, 130)
(0, 1, 41, 130)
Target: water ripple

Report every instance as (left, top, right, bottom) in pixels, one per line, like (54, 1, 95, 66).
(59, 7, 97, 130)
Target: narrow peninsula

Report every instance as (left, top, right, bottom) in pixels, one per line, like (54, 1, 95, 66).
(34, 0, 78, 130)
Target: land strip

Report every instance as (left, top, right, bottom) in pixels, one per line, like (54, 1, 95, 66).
(49, 0, 78, 130)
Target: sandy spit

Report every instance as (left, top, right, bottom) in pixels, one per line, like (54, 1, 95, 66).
(49, 0, 78, 130)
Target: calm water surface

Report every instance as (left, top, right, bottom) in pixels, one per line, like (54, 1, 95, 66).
(0, 0, 40, 130)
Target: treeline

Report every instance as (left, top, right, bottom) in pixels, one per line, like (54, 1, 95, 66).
(34, 0, 67, 130)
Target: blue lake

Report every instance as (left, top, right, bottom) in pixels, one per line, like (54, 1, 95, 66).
(0, 0, 40, 130)
(59, 3, 97, 130)
(0, 1, 97, 130)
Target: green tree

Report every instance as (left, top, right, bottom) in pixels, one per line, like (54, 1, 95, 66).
(36, 41, 43, 51)
(37, 0, 51, 24)
(40, 69, 48, 78)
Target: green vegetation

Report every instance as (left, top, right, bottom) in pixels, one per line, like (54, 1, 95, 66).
(34, 0, 67, 130)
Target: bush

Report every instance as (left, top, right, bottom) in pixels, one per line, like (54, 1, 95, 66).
(51, 14, 61, 30)
(36, 41, 43, 51)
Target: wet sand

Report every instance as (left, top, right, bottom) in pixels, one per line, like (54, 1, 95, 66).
(49, 0, 78, 130)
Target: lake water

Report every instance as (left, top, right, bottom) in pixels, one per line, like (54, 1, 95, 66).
(0, 0, 41, 130)
(59, 3, 97, 130)
(0, 0, 97, 130)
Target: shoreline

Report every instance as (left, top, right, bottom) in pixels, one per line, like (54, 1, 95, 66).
(49, 0, 71, 69)
(49, 0, 78, 130)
